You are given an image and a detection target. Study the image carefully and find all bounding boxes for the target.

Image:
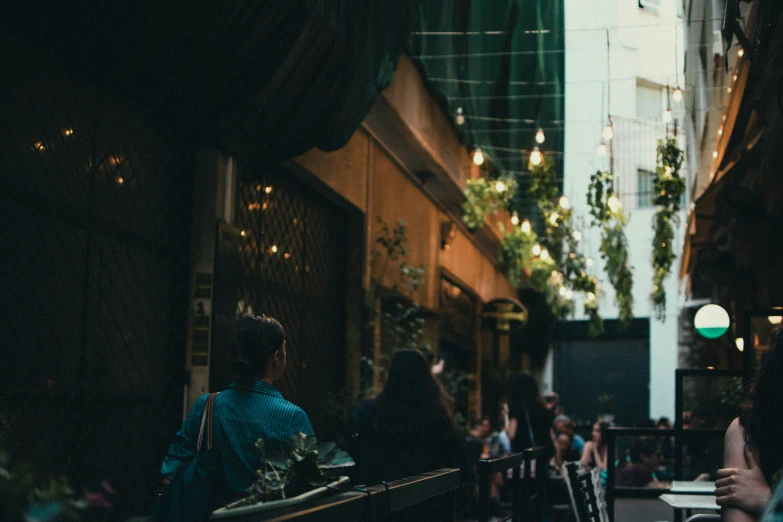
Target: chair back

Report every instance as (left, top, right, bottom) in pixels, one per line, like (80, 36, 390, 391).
(562, 462, 584, 522)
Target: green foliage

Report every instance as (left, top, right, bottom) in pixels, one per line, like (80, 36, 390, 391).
(587, 171, 635, 326)
(229, 434, 355, 508)
(462, 176, 517, 230)
(650, 138, 686, 320)
(498, 222, 536, 287)
(0, 442, 121, 522)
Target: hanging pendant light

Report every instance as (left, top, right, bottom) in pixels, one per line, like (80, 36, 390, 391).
(672, 87, 683, 103)
(602, 123, 613, 141)
(529, 146, 543, 166)
(511, 211, 520, 226)
(597, 141, 607, 157)
(663, 108, 673, 123)
(455, 107, 465, 126)
(535, 128, 546, 144)
(472, 148, 485, 166)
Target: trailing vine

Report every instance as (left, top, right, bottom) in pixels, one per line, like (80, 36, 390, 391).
(651, 138, 685, 320)
(462, 176, 517, 229)
(587, 171, 635, 327)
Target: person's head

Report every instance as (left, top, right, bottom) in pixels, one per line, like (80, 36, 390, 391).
(741, 325, 783, 482)
(509, 372, 542, 413)
(629, 437, 662, 469)
(556, 431, 574, 456)
(544, 392, 560, 410)
(376, 350, 456, 440)
(553, 414, 574, 436)
(231, 315, 287, 384)
(656, 417, 672, 429)
(592, 421, 611, 447)
(471, 417, 491, 439)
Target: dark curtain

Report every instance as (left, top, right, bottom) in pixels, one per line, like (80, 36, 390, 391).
(1, 0, 411, 160)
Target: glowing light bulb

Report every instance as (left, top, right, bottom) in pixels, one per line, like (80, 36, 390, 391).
(540, 248, 550, 261)
(472, 149, 485, 166)
(535, 128, 546, 144)
(565, 289, 573, 299)
(559, 286, 567, 297)
(521, 220, 532, 233)
(587, 292, 596, 301)
(549, 212, 559, 225)
(495, 180, 507, 193)
(663, 166, 673, 178)
(735, 338, 744, 352)
(529, 146, 543, 166)
(586, 257, 593, 267)
(63, 128, 74, 137)
(597, 141, 607, 157)
(738, 48, 744, 57)
(602, 123, 613, 141)
(718, 127, 723, 136)
(271, 245, 278, 253)
(265, 186, 273, 194)
(712, 151, 718, 159)
(511, 212, 520, 226)
(663, 108, 673, 123)
(532, 243, 541, 256)
(559, 196, 571, 210)
(607, 195, 621, 213)
(673, 87, 683, 103)
(572, 230, 582, 241)
(455, 107, 465, 126)
(768, 316, 782, 325)
(240, 230, 246, 237)
(116, 176, 125, 185)
(727, 87, 732, 93)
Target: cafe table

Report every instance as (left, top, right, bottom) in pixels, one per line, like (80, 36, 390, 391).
(659, 493, 719, 522)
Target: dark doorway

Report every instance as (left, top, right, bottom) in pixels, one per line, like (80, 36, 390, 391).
(554, 319, 650, 427)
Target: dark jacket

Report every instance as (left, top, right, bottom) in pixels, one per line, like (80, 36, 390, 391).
(344, 399, 462, 485)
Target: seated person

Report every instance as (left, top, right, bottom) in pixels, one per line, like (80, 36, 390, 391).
(716, 326, 783, 521)
(618, 437, 665, 488)
(553, 414, 585, 455)
(464, 417, 491, 480)
(551, 431, 583, 475)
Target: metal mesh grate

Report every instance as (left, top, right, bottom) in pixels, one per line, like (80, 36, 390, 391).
(235, 168, 349, 438)
(0, 38, 191, 515)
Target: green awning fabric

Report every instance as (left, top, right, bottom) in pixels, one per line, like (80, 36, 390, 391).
(407, 0, 565, 218)
(1, 1, 411, 160)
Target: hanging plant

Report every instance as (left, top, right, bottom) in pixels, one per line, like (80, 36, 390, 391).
(587, 171, 635, 326)
(462, 176, 517, 230)
(498, 222, 537, 288)
(650, 138, 685, 320)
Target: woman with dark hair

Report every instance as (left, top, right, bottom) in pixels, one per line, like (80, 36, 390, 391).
(581, 421, 611, 471)
(344, 350, 461, 484)
(716, 326, 783, 521)
(507, 373, 555, 461)
(617, 437, 663, 488)
(159, 315, 313, 501)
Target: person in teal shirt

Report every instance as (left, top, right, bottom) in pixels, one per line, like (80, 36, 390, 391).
(160, 315, 314, 499)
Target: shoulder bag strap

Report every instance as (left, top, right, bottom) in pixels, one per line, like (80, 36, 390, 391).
(196, 392, 219, 454)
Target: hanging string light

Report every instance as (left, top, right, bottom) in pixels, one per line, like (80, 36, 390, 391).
(558, 196, 571, 210)
(540, 248, 550, 261)
(529, 146, 543, 166)
(511, 211, 520, 226)
(663, 108, 673, 123)
(472, 148, 485, 166)
(672, 87, 683, 103)
(521, 219, 532, 233)
(455, 107, 465, 126)
(495, 180, 507, 193)
(572, 230, 582, 241)
(535, 127, 546, 144)
(597, 140, 607, 157)
(607, 194, 621, 213)
(586, 257, 594, 267)
(602, 122, 613, 141)
(532, 243, 542, 256)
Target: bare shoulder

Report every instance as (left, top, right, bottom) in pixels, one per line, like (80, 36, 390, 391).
(724, 417, 748, 469)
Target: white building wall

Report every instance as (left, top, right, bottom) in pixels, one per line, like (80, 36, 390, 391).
(553, 0, 689, 422)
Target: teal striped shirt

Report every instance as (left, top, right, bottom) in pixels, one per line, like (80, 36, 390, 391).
(160, 380, 314, 495)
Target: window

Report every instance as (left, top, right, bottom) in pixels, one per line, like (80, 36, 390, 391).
(636, 81, 664, 121)
(638, 169, 656, 208)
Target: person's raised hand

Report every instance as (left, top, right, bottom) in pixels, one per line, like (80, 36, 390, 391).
(431, 358, 445, 377)
(715, 446, 771, 515)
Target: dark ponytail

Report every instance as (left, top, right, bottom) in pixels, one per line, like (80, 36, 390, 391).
(232, 315, 285, 384)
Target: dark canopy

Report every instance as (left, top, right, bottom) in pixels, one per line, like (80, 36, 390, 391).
(1, 1, 411, 159)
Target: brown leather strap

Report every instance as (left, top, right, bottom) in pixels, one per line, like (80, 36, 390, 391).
(195, 392, 219, 455)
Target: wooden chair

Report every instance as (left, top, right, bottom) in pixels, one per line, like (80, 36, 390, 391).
(563, 462, 608, 522)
